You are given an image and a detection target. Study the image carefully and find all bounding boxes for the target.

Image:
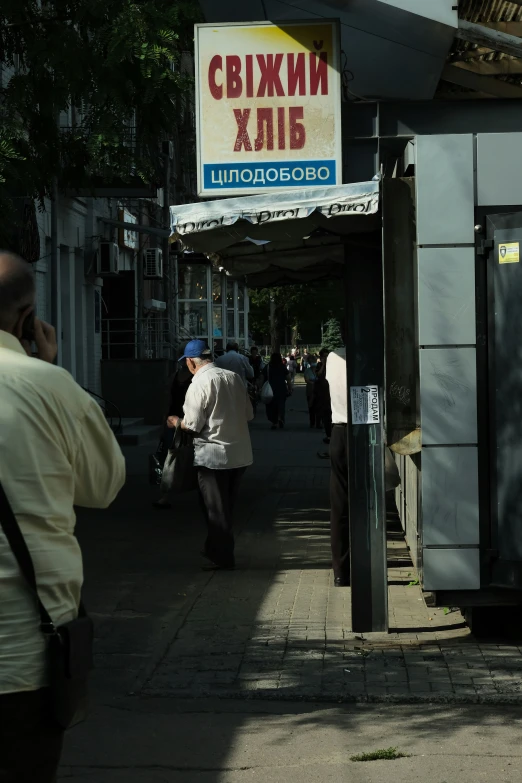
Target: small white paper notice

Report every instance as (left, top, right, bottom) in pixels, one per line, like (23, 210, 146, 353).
(350, 386, 380, 425)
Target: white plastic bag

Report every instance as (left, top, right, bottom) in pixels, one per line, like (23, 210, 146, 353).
(260, 380, 274, 405)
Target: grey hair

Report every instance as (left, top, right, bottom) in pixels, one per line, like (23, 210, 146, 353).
(192, 351, 213, 366)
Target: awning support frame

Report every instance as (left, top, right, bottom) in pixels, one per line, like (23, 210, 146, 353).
(345, 243, 388, 633)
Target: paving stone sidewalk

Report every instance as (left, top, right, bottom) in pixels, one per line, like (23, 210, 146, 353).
(78, 388, 522, 706)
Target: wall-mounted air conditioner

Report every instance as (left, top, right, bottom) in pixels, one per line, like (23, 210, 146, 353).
(96, 242, 120, 275)
(144, 248, 163, 279)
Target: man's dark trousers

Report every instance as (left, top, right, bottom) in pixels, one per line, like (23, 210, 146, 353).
(329, 424, 350, 583)
(0, 688, 64, 782)
(198, 466, 246, 567)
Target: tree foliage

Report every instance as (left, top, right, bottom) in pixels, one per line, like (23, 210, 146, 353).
(0, 0, 201, 241)
(322, 317, 343, 351)
(249, 281, 344, 349)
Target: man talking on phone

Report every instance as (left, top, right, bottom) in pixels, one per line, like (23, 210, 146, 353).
(0, 251, 126, 781)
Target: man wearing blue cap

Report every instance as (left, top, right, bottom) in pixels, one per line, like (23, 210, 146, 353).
(168, 339, 253, 569)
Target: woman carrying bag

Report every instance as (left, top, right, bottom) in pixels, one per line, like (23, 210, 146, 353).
(260, 353, 292, 430)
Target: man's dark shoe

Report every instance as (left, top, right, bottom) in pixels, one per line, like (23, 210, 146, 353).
(323, 437, 330, 444)
(334, 576, 350, 587)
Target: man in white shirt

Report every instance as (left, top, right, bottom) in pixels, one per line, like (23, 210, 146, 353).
(0, 251, 126, 781)
(325, 346, 350, 587)
(215, 341, 254, 388)
(168, 340, 253, 569)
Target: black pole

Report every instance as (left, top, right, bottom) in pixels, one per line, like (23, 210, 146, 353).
(345, 243, 388, 633)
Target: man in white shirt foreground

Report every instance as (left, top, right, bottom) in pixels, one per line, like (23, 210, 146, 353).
(215, 341, 254, 388)
(0, 251, 126, 781)
(168, 340, 253, 569)
(325, 346, 350, 587)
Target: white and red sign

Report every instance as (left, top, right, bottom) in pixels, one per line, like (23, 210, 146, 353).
(195, 20, 342, 196)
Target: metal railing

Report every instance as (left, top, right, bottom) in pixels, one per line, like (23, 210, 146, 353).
(82, 387, 122, 434)
(102, 317, 179, 360)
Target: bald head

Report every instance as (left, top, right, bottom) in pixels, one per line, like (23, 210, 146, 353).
(0, 251, 36, 333)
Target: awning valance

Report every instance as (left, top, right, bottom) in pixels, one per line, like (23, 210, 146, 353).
(170, 181, 380, 285)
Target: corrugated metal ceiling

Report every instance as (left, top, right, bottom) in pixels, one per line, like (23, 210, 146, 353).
(459, 0, 522, 23)
(439, 0, 522, 96)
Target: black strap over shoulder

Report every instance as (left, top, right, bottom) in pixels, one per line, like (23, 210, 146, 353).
(0, 480, 57, 634)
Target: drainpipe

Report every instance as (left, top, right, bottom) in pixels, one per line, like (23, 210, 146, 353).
(162, 148, 171, 336)
(50, 176, 59, 333)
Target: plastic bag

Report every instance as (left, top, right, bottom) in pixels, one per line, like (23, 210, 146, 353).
(260, 380, 274, 405)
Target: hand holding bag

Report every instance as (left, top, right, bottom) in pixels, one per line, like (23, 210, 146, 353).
(161, 420, 198, 494)
(260, 366, 274, 405)
(0, 481, 93, 730)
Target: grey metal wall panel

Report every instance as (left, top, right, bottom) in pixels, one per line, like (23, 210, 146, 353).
(420, 348, 477, 444)
(477, 133, 522, 207)
(423, 548, 480, 590)
(416, 135, 475, 245)
(418, 247, 476, 346)
(422, 447, 479, 546)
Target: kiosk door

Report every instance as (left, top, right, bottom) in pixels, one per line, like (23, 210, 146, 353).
(487, 211, 522, 588)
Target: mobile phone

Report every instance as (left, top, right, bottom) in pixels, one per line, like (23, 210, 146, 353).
(21, 310, 36, 343)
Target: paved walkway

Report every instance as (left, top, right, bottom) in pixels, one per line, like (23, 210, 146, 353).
(69, 386, 522, 711)
(58, 385, 522, 781)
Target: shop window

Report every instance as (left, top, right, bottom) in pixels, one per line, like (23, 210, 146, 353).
(178, 264, 207, 300)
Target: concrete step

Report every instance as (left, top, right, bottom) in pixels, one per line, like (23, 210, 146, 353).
(115, 418, 161, 446)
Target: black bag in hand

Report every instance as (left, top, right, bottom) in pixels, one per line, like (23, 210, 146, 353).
(161, 421, 198, 494)
(0, 482, 93, 730)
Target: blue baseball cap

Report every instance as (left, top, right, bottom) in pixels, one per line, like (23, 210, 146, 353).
(179, 339, 208, 361)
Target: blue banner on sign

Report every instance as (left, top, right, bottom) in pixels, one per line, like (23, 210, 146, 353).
(203, 160, 336, 190)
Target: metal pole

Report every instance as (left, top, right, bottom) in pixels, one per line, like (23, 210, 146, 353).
(163, 152, 171, 328)
(345, 243, 388, 633)
(50, 177, 58, 329)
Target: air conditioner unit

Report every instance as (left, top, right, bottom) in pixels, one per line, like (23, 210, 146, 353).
(144, 248, 163, 279)
(96, 242, 120, 275)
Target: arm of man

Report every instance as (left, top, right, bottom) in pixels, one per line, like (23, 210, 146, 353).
(73, 397, 126, 508)
(179, 382, 208, 434)
(245, 387, 254, 422)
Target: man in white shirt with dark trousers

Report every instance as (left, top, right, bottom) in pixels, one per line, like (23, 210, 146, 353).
(168, 340, 253, 570)
(325, 345, 350, 587)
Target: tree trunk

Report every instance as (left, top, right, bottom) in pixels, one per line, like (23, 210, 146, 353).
(269, 295, 281, 353)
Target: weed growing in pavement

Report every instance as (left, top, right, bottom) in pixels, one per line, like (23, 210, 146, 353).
(350, 747, 410, 762)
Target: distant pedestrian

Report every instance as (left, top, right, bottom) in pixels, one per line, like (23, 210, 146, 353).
(215, 341, 254, 388)
(304, 354, 322, 428)
(287, 353, 297, 386)
(167, 340, 253, 570)
(249, 346, 264, 381)
(325, 343, 350, 587)
(260, 352, 292, 430)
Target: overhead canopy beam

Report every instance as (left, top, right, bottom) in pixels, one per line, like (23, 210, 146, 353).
(450, 57, 522, 77)
(442, 63, 522, 98)
(456, 18, 522, 59)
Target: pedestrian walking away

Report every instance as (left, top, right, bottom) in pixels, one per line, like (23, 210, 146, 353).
(215, 341, 254, 387)
(260, 352, 292, 430)
(167, 340, 253, 570)
(325, 344, 350, 587)
(287, 353, 297, 386)
(0, 252, 126, 781)
(249, 345, 264, 382)
(303, 354, 322, 429)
